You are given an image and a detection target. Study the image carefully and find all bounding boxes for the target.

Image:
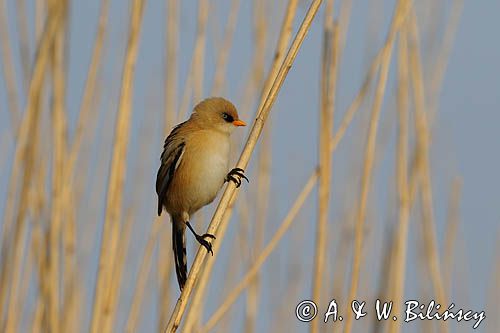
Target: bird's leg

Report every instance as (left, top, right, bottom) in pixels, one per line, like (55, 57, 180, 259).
(185, 222, 216, 255)
(225, 168, 249, 188)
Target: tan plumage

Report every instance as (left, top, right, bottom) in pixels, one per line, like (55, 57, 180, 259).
(156, 97, 247, 290)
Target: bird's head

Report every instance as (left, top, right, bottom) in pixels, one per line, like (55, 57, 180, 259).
(191, 97, 246, 134)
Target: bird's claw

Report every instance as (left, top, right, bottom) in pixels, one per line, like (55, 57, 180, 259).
(225, 168, 249, 188)
(195, 233, 216, 255)
(186, 222, 216, 255)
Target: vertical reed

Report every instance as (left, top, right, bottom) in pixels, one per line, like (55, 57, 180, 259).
(311, 3, 336, 333)
(443, 178, 462, 295)
(408, 11, 448, 332)
(47, 2, 69, 332)
(1, 4, 64, 331)
(90, 0, 147, 331)
(178, 0, 209, 122)
(0, 0, 21, 130)
(343, 1, 410, 331)
(387, 25, 410, 333)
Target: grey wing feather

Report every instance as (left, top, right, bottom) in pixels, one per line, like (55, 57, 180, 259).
(156, 122, 187, 216)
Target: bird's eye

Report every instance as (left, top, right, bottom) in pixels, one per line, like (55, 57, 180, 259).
(221, 112, 234, 123)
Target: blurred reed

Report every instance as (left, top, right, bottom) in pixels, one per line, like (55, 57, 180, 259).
(0, 0, 484, 333)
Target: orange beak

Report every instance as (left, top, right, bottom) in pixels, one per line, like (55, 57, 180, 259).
(232, 119, 246, 127)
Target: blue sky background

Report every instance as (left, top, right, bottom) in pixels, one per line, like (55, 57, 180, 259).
(0, 0, 499, 332)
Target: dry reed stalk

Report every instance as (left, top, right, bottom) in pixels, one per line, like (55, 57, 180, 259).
(407, 149, 421, 206)
(387, 27, 410, 333)
(33, 134, 47, 216)
(0, 0, 21, 262)
(178, 0, 209, 122)
(246, 133, 271, 333)
(192, 1, 208, 104)
(157, 221, 173, 333)
(2, 214, 29, 333)
(60, 206, 78, 331)
(401, 3, 460, 197)
(29, 221, 46, 332)
(30, 298, 44, 333)
(164, 2, 324, 331)
(220, 197, 252, 333)
(60, 282, 82, 333)
(405, 1, 460, 220)
(342, 1, 410, 332)
(200, 173, 317, 332)
(238, 0, 270, 121)
(330, 215, 353, 333)
(335, 0, 353, 55)
(28, 95, 50, 290)
(0, 132, 9, 172)
(76, 93, 113, 260)
(210, 0, 241, 96)
(327, 3, 354, 329)
(270, 233, 305, 333)
(124, 221, 162, 333)
(244, 1, 270, 331)
(255, 0, 298, 118)
(67, 0, 110, 181)
(47, 2, 69, 331)
(371, 227, 396, 333)
(21, 231, 40, 330)
(97, 211, 125, 332)
(71, 81, 105, 225)
(164, 0, 179, 132)
(15, 0, 30, 88)
(0, 0, 21, 130)
(60, 280, 80, 333)
(408, 11, 448, 333)
(37, 87, 52, 333)
(182, 191, 238, 332)
(428, 0, 463, 118)
(0, 3, 63, 328)
(89, 0, 146, 331)
(442, 178, 461, 296)
(311, 3, 336, 333)
(100, 56, 155, 333)
(162, 0, 182, 311)
(100, 210, 133, 332)
(330, 39, 385, 154)
(35, 0, 45, 44)
(63, 0, 109, 280)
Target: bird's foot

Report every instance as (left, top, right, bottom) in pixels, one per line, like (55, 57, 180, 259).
(186, 222, 216, 255)
(195, 233, 216, 255)
(225, 168, 249, 188)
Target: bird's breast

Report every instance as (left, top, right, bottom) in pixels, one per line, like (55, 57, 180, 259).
(174, 132, 230, 213)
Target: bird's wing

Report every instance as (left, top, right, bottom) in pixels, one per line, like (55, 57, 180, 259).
(156, 122, 187, 216)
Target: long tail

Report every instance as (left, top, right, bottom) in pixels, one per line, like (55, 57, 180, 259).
(172, 218, 187, 290)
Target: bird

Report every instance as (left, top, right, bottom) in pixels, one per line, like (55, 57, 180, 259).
(156, 97, 248, 290)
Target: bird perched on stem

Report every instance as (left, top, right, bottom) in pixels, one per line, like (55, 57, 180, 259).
(156, 97, 248, 290)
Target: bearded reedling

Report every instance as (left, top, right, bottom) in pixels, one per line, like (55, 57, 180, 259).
(156, 97, 248, 290)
